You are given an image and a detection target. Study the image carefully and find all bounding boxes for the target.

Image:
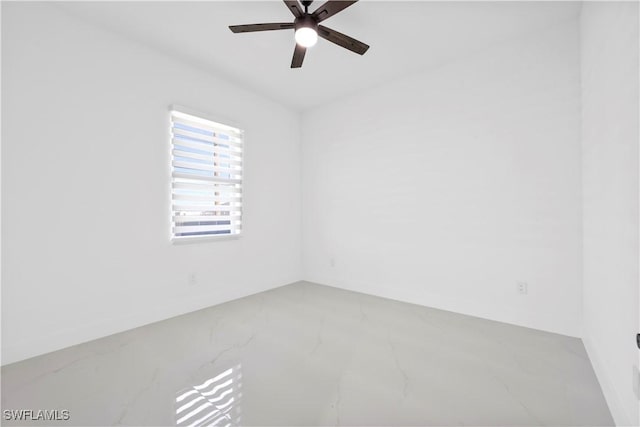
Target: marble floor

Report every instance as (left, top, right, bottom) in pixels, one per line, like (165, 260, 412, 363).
(2, 281, 613, 426)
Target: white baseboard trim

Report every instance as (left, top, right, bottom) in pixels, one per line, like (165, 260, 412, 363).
(583, 334, 634, 426)
(306, 277, 580, 338)
(2, 278, 303, 366)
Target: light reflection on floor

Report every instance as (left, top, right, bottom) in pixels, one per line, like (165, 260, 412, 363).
(175, 364, 242, 427)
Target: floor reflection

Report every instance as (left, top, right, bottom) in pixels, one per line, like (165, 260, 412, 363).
(175, 364, 242, 427)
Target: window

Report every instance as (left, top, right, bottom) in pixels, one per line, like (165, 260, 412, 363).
(170, 109, 243, 240)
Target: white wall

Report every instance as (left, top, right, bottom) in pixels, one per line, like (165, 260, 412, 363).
(302, 21, 582, 337)
(580, 2, 639, 425)
(1, 3, 302, 365)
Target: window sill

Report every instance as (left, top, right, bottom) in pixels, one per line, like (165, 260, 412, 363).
(171, 233, 242, 245)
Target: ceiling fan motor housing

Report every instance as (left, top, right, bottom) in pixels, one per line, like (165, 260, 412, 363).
(295, 15, 318, 32)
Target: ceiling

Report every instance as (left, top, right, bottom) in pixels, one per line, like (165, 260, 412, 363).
(56, 1, 581, 111)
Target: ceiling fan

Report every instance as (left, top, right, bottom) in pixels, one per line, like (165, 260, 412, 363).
(229, 0, 369, 68)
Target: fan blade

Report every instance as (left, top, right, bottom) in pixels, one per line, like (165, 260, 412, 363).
(291, 44, 306, 68)
(317, 25, 369, 55)
(283, 0, 304, 18)
(312, 0, 358, 23)
(229, 23, 294, 33)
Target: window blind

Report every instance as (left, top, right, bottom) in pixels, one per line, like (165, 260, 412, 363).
(170, 110, 243, 240)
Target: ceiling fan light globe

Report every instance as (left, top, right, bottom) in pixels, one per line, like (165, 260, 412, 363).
(295, 27, 318, 47)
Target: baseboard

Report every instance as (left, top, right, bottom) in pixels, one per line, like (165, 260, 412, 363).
(305, 278, 580, 338)
(583, 333, 634, 426)
(2, 278, 303, 366)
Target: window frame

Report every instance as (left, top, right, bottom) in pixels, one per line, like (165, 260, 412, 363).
(169, 105, 244, 243)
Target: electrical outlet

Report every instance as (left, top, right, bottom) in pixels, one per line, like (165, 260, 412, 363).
(188, 273, 197, 286)
(517, 282, 528, 295)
